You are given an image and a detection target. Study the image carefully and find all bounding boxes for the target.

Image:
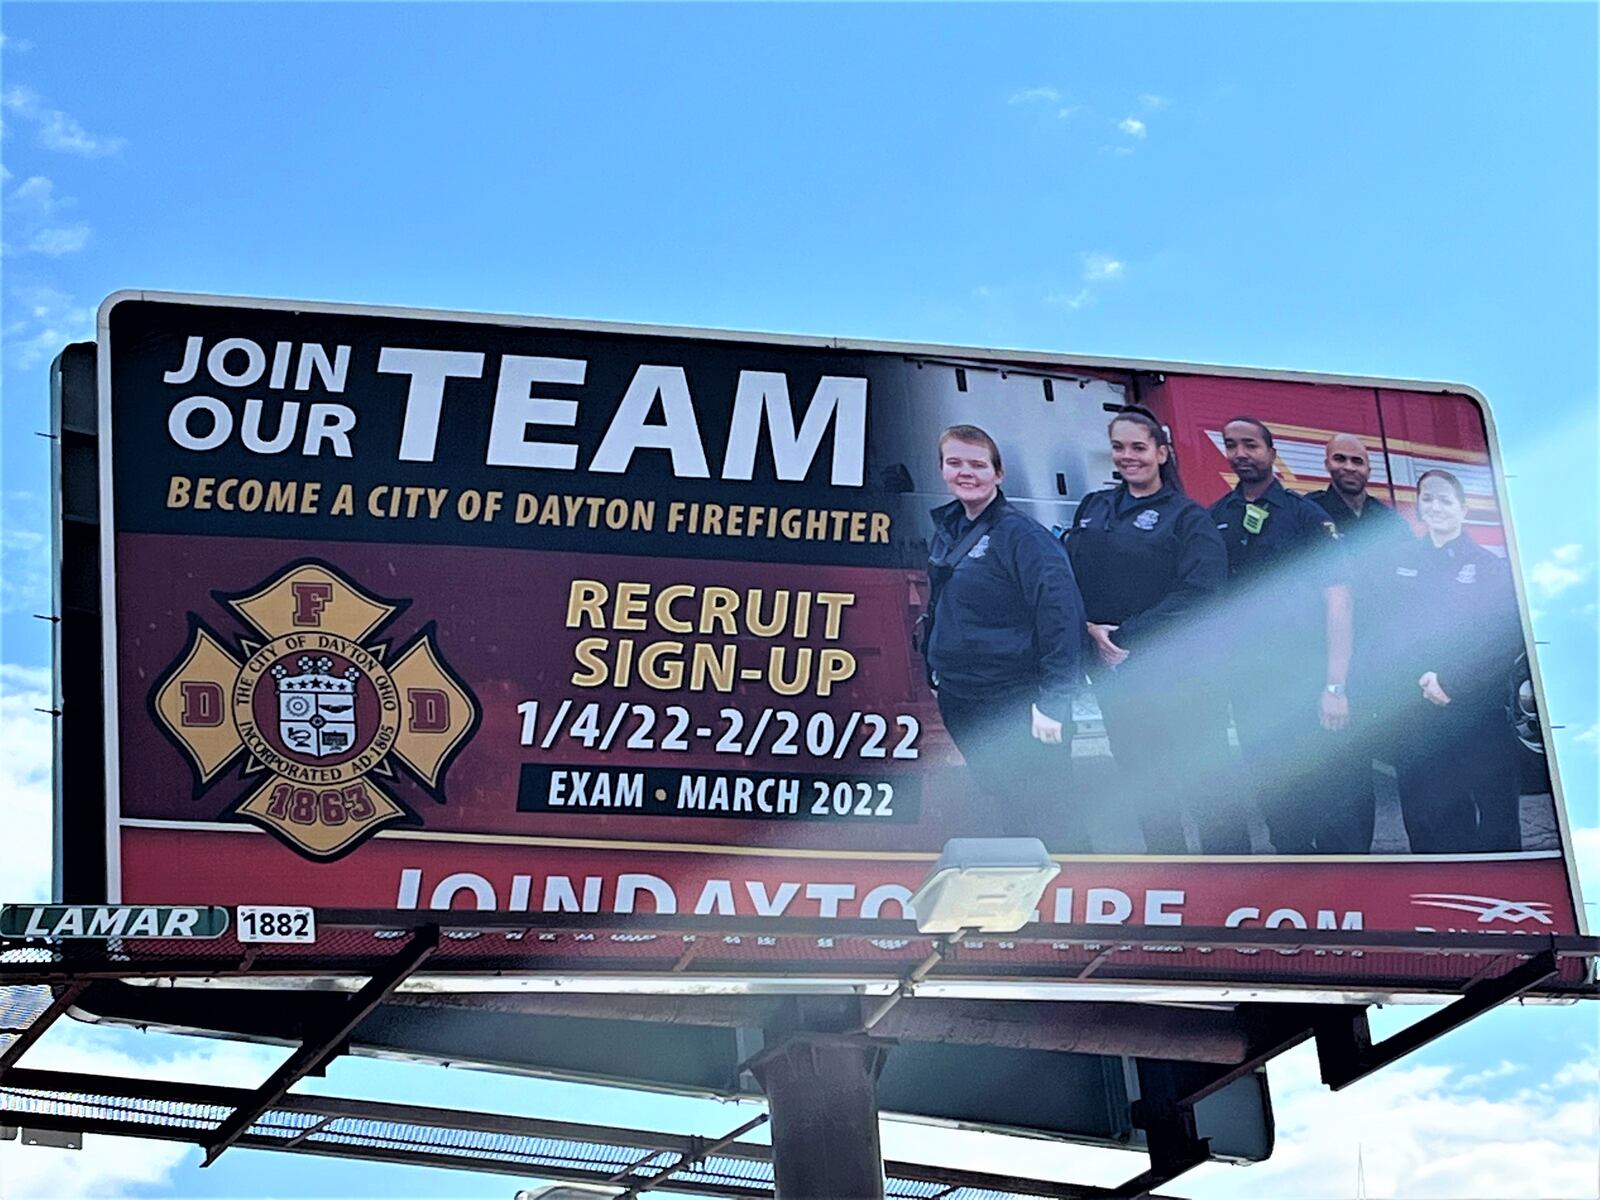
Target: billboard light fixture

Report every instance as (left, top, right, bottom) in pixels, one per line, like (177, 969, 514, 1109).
(514, 1187, 621, 1200)
(907, 838, 1061, 935)
(861, 839, 1060, 1031)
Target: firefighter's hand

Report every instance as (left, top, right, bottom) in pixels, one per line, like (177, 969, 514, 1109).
(1419, 671, 1452, 706)
(1032, 705, 1065, 745)
(1319, 689, 1350, 731)
(1087, 623, 1129, 667)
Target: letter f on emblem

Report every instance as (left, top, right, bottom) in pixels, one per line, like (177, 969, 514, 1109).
(292, 581, 335, 626)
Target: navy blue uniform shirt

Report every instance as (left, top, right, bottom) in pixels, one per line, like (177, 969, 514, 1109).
(1208, 479, 1345, 670)
(1062, 483, 1227, 651)
(1386, 532, 1521, 718)
(1306, 487, 1408, 545)
(1307, 487, 1408, 697)
(926, 493, 1088, 721)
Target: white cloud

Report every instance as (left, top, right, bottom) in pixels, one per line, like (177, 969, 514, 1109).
(1, 529, 49, 615)
(1573, 722, 1598, 747)
(9, 173, 56, 211)
(878, 1035, 1599, 1200)
(0, 1134, 192, 1200)
(1, 84, 125, 156)
(1572, 825, 1599, 893)
(8, 174, 67, 218)
(1056, 105, 1082, 121)
(3, 283, 93, 367)
(1549, 1057, 1598, 1090)
(0, 1022, 286, 1199)
(1008, 86, 1061, 106)
(1455, 1060, 1523, 1088)
(36, 110, 121, 156)
(3, 174, 91, 259)
(0, 662, 55, 902)
(1118, 116, 1147, 138)
(1112, 146, 1135, 157)
(1043, 253, 1129, 314)
(0, 32, 35, 52)
(1528, 544, 1592, 599)
(1083, 253, 1125, 283)
(1181, 1041, 1600, 1199)
(26, 224, 89, 255)
(1139, 93, 1170, 111)
(2, 491, 51, 616)
(1045, 288, 1093, 311)
(1, 662, 51, 692)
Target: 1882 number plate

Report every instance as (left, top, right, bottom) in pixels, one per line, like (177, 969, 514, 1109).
(235, 906, 316, 943)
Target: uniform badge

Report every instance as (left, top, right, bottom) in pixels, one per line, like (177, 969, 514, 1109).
(153, 561, 479, 861)
(1242, 503, 1270, 535)
(1133, 509, 1160, 531)
(969, 535, 991, 559)
(1456, 563, 1477, 584)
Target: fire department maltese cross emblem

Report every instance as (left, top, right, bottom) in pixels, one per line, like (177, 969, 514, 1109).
(153, 561, 478, 860)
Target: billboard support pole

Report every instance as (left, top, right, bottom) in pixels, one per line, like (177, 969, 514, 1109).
(1315, 947, 1560, 1091)
(1107, 1061, 1215, 1200)
(749, 1034, 890, 1200)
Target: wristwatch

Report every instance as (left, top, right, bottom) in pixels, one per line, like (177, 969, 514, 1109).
(1324, 683, 1346, 697)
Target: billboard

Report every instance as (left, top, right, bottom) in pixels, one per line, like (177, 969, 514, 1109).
(67, 291, 1585, 987)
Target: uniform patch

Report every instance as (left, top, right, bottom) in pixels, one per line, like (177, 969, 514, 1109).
(1456, 563, 1477, 584)
(1133, 509, 1160, 530)
(1079, 515, 1093, 527)
(1396, 566, 1419, 577)
(969, 535, 991, 559)
(1242, 504, 1270, 535)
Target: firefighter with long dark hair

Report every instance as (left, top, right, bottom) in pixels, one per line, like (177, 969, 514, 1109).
(1060, 407, 1250, 853)
(1388, 469, 1524, 852)
(924, 423, 1090, 850)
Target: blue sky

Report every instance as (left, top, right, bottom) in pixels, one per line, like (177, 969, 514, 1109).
(1, 4, 1596, 1198)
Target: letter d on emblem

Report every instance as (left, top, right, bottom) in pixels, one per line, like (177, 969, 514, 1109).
(180, 681, 225, 727)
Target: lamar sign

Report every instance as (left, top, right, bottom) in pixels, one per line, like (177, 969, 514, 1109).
(54, 290, 1586, 993)
(0, 905, 229, 939)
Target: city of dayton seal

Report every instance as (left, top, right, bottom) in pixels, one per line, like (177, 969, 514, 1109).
(152, 561, 478, 860)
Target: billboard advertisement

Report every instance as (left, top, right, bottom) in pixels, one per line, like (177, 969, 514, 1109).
(73, 292, 1585, 985)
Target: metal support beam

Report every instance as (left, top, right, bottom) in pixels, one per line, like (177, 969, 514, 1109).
(1109, 1060, 1213, 1200)
(277, 1113, 338, 1151)
(1105, 1006, 1326, 1200)
(858, 932, 963, 1033)
(200, 924, 438, 1166)
(749, 1035, 889, 1200)
(1316, 949, 1559, 1092)
(613, 1112, 771, 1199)
(4, 1065, 1165, 1198)
(0, 982, 86, 1084)
(1166, 1003, 1323, 1110)
(389, 991, 1267, 1064)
